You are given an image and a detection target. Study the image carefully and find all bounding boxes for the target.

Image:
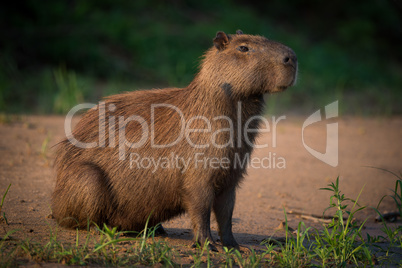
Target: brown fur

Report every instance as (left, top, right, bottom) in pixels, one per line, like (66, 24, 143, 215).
(52, 31, 297, 249)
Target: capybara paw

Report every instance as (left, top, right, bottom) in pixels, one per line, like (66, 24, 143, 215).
(154, 224, 168, 236)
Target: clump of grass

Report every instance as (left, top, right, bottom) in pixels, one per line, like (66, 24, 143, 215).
(13, 220, 176, 267)
(0, 114, 15, 125)
(40, 134, 50, 159)
(93, 224, 127, 265)
(0, 230, 19, 267)
(311, 177, 373, 266)
(0, 184, 11, 225)
(370, 168, 402, 261)
(189, 239, 213, 267)
(233, 246, 275, 268)
(40, 132, 52, 166)
(263, 177, 373, 267)
(374, 168, 402, 221)
(0, 114, 24, 127)
(53, 67, 84, 114)
(274, 217, 312, 267)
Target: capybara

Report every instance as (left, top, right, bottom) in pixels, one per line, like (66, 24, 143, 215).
(52, 30, 297, 249)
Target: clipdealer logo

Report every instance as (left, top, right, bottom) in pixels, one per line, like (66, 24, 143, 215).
(63, 100, 339, 169)
(302, 101, 338, 167)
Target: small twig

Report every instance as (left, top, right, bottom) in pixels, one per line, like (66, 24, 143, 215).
(288, 210, 347, 222)
(300, 215, 332, 224)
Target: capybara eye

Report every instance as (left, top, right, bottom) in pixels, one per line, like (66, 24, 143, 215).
(238, 46, 249, 52)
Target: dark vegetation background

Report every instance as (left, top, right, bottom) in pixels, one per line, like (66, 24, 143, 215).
(1, 0, 401, 115)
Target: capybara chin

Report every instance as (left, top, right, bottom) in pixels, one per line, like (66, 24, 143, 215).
(52, 30, 297, 249)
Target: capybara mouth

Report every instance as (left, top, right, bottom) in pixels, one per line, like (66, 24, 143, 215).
(275, 72, 297, 92)
(272, 79, 295, 92)
(267, 85, 288, 94)
(270, 79, 294, 93)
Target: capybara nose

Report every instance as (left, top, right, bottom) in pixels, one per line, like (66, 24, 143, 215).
(283, 53, 297, 67)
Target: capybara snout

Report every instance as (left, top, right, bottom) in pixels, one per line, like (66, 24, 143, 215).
(52, 30, 297, 249)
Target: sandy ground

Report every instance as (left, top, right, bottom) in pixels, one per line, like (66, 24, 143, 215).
(0, 115, 401, 263)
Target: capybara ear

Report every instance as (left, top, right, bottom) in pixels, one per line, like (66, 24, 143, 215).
(213, 31, 229, 51)
(236, 30, 244, 35)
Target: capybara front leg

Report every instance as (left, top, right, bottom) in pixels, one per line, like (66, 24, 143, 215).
(184, 187, 217, 251)
(213, 187, 239, 249)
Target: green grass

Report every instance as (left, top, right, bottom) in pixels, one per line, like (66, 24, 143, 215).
(374, 168, 402, 220)
(311, 177, 371, 266)
(11, 223, 174, 267)
(53, 67, 84, 114)
(274, 219, 312, 267)
(1, 177, 401, 267)
(370, 168, 402, 262)
(0, 184, 11, 225)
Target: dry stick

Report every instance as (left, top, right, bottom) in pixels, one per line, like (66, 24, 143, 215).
(287, 210, 347, 223)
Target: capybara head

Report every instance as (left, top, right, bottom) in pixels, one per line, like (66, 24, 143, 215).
(199, 30, 297, 99)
